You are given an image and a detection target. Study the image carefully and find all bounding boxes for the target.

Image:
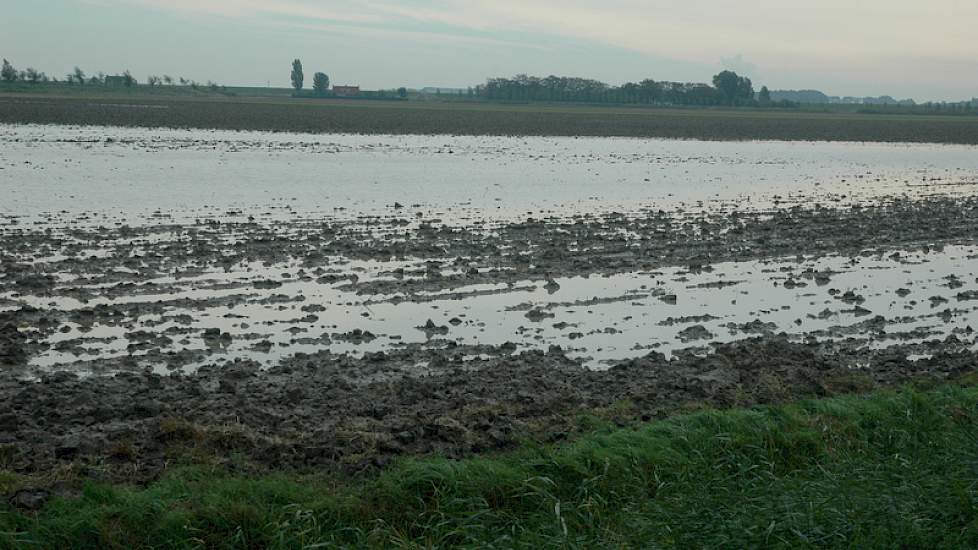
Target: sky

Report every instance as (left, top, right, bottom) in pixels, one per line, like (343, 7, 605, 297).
(3, 0, 977, 101)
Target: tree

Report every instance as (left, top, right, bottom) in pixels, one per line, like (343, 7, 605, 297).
(73, 67, 86, 85)
(397, 87, 408, 99)
(758, 86, 771, 104)
(23, 67, 44, 84)
(638, 79, 662, 104)
(163, 75, 173, 85)
(1, 59, 17, 82)
(737, 76, 754, 103)
(712, 70, 739, 104)
(312, 72, 329, 95)
(291, 59, 304, 91)
(713, 70, 753, 105)
(147, 75, 161, 87)
(122, 70, 135, 87)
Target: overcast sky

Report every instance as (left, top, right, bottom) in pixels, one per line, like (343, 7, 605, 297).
(4, 0, 977, 101)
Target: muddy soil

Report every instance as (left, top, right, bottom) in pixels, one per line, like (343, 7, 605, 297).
(2, 194, 978, 483)
(2, 335, 976, 482)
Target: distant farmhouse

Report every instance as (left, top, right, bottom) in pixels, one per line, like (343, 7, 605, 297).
(333, 85, 360, 97)
(104, 75, 128, 87)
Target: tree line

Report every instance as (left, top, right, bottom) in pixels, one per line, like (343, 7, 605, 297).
(8, 54, 971, 112)
(2, 58, 50, 84)
(474, 71, 774, 106)
(2, 58, 127, 85)
(1, 58, 223, 90)
(4, 55, 754, 106)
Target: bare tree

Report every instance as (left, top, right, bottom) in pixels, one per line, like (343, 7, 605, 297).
(163, 75, 173, 85)
(24, 68, 45, 84)
(1, 59, 18, 82)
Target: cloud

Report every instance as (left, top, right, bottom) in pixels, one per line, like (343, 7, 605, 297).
(65, 0, 978, 98)
(86, 0, 978, 63)
(82, 0, 387, 24)
(720, 55, 758, 79)
(286, 19, 555, 52)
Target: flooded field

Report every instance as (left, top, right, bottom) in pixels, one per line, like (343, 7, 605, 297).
(4, 123, 978, 224)
(3, 123, 978, 474)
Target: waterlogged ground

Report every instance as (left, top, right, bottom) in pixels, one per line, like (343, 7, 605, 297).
(2, 123, 978, 478)
(3, 123, 978, 223)
(7, 242, 978, 376)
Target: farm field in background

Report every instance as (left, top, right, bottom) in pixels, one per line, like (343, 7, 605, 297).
(3, 92, 978, 143)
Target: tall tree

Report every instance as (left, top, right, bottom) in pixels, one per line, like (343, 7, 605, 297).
(737, 76, 754, 103)
(713, 70, 740, 104)
(312, 72, 329, 95)
(713, 70, 752, 105)
(291, 59, 304, 91)
(73, 67, 86, 85)
(1, 59, 17, 82)
(758, 86, 771, 104)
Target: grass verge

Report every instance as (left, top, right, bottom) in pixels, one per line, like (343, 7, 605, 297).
(3, 383, 978, 548)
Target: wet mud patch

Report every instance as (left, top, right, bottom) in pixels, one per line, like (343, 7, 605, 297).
(3, 194, 978, 373)
(1, 336, 976, 482)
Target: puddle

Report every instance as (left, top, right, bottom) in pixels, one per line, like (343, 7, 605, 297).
(5, 244, 978, 376)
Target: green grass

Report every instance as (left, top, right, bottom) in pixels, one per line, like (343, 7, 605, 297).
(3, 384, 978, 548)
